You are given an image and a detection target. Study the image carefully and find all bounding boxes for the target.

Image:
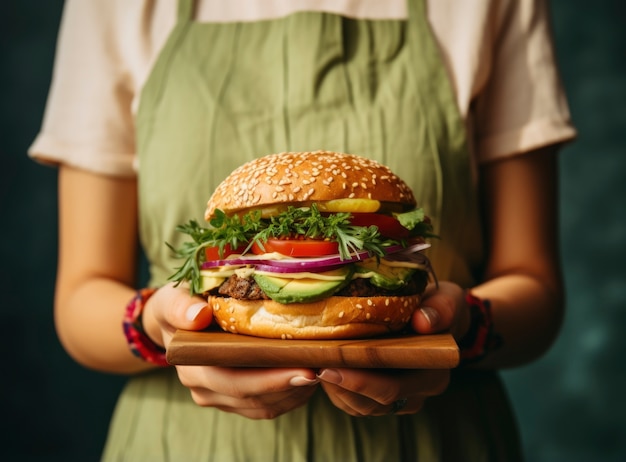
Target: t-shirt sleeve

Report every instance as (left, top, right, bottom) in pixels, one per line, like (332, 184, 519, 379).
(472, 0, 576, 162)
(28, 0, 142, 177)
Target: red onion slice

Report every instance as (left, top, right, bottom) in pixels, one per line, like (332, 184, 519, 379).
(252, 263, 345, 274)
(201, 242, 431, 271)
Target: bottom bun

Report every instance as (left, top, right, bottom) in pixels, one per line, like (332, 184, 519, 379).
(209, 295, 422, 339)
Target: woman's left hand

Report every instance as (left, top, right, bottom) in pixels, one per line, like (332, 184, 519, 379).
(318, 281, 469, 416)
(317, 367, 449, 416)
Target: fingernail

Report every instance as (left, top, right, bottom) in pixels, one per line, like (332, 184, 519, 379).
(317, 369, 342, 385)
(289, 376, 319, 387)
(420, 306, 439, 329)
(186, 302, 207, 321)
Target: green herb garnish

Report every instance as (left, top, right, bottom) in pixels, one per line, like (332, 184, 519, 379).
(168, 205, 433, 294)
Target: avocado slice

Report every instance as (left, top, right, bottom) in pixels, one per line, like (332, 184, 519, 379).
(353, 260, 417, 290)
(253, 266, 354, 304)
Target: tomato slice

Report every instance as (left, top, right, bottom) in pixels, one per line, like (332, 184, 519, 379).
(205, 243, 246, 261)
(251, 238, 340, 257)
(349, 213, 410, 239)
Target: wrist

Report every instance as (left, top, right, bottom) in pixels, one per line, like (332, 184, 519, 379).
(141, 294, 165, 349)
(123, 287, 170, 367)
(457, 291, 502, 366)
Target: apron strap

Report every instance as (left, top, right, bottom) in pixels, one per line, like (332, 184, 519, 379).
(406, 0, 482, 282)
(177, 0, 195, 24)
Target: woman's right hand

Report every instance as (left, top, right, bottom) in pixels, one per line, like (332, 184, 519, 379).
(143, 283, 320, 419)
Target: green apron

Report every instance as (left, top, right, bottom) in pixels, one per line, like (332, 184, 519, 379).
(103, 1, 522, 460)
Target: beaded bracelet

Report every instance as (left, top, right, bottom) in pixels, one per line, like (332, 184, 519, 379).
(122, 287, 169, 367)
(458, 291, 503, 365)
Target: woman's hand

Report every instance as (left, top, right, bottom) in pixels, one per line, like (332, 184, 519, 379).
(412, 281, 470, 341)
(318, 367, 449, 416)
(176, 366, 319, 419)
(142, 283, 319, 419)
(318, 281, 468, 416)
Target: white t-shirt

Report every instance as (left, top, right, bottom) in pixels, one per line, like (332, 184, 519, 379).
(29, 0, 576, 177)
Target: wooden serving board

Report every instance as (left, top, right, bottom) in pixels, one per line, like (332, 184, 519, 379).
(166, 330, 459, 369)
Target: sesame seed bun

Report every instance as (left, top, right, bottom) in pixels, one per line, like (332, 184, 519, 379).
(209, 294, 422, 340)
(205, 150, 417, 219)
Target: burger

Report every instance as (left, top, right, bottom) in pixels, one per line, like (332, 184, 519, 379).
(169, 150, 436, 339)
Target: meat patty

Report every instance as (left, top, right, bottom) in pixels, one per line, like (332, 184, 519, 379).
(217, 275, 269, 300)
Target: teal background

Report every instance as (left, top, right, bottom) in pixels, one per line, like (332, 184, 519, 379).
(1, 1, 624, 460)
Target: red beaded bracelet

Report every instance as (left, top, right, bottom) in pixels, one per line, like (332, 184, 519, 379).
(122, 287, 170, 367)
(458, 291, 503, 365)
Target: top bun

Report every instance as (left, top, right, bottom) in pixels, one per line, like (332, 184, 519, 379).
(205, 150, 416, 219)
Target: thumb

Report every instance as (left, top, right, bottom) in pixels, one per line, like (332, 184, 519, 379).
(180, 299, 213, 330)
(411, 281, 463, 335)
(149, 284, 213, 347)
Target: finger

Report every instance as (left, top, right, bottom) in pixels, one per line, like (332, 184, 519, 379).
(318, 368, 449, 416)
(321, 381, 426, 417)
(321, 382, 387, 416)
(177, 366, 319, 419)
(209, 385, 317, 420)
(412, 281, 464, 334)
(319, 368, 449, 403)
(178, 366, 318, 398)
(153, 283, 213, 337)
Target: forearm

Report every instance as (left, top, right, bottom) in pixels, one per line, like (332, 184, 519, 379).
(470, 146, 564, 369)
(55, 166, 155, 374)
(55, 277, 156, 374)
(471, 272, 563, 369)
